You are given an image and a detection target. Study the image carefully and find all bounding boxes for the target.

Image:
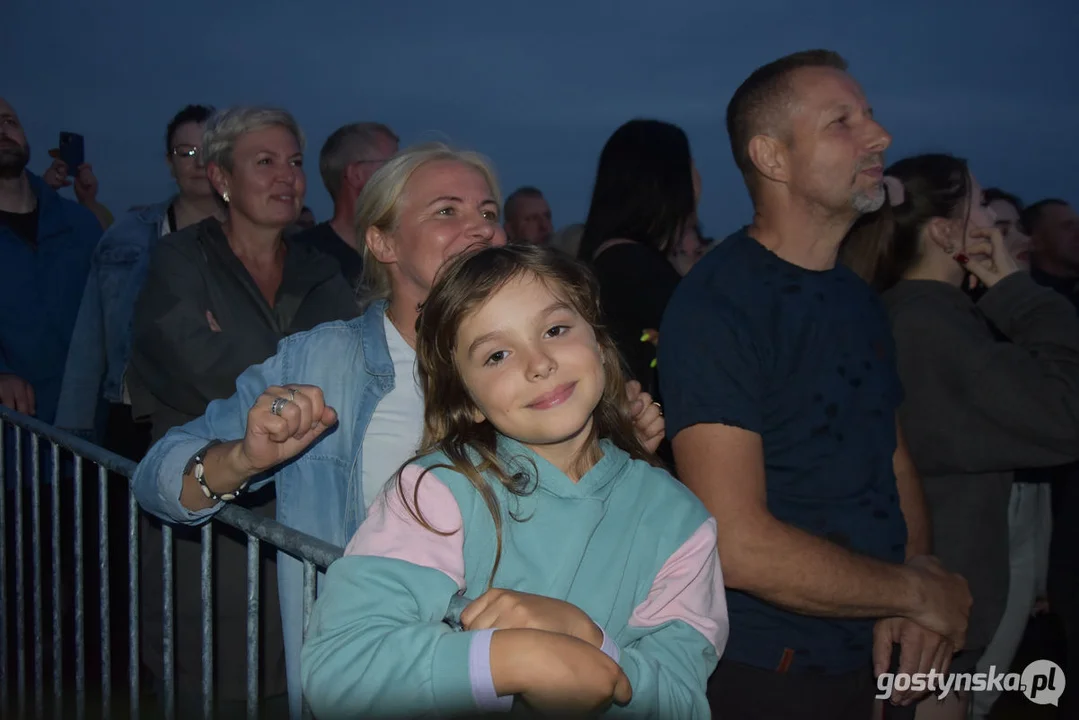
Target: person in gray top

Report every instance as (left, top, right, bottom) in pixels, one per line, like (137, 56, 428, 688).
(842, 153, 1079, 719)
(128, 106, 360, 719)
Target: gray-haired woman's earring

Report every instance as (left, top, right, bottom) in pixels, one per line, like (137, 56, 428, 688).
(222, 190, 231, 203)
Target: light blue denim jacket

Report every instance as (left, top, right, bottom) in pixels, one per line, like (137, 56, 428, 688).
(54, 198, 173, 436)
(132, 300, 394, 718)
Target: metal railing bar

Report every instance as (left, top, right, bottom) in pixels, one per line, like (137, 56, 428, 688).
(31, 435, 44, 715)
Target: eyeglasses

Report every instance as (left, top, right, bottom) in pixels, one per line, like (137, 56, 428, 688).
(170, 145, 201, 160)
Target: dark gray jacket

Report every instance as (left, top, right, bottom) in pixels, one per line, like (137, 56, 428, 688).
(883, 272, 1079, 652)
(129, 217, 360, 440)
(126, 217, 360, 703)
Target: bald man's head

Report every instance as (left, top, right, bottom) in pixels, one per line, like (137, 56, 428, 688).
(0, 98, 30, 179)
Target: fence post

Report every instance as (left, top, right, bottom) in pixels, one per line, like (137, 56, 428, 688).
(127, 490, 140, 720)
(15, 426, 26, 719)
(73, 457, 85, 720)
(50, 443, 62, 720)
(31, 435, 44, 716)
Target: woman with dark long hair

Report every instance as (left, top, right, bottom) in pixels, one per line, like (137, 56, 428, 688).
(842, 153, 1079, 719)
(578, 119, 703, 400)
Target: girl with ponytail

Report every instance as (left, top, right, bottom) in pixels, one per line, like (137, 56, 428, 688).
(842, 154, 1079, 719)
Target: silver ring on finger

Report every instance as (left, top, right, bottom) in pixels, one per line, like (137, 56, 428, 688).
(270, 396, 290, 417)
(287, 388, 299, 401)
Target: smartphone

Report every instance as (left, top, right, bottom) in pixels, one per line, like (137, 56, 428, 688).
(56, 132, 84, 176)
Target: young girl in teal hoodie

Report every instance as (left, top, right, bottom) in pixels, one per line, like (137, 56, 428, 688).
(301, 244, 727, 718)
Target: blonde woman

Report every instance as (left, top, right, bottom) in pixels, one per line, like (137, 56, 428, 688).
(132, 142, 666, 716)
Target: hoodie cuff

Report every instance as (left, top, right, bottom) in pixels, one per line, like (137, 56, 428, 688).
(468, 629, 514, 712)
(600, 628, 621, 663)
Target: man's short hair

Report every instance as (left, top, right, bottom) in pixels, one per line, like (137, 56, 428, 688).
(1022, 198, 1070, 235)
(726, 49, 848, 186)
(318, 122, 399, 200)
(504, 186, 545, 224)
(166, 105, 215, 155)
(983, 188, 1023, 214)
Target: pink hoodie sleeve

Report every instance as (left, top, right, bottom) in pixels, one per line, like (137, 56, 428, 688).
(341, 464, 511, 712)
(344, 463, 467, 589)
(628, 516, 728, 654)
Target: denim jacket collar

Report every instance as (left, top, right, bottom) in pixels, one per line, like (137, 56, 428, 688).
(359, 299, 395, 377)
(134, 196, 175, 227)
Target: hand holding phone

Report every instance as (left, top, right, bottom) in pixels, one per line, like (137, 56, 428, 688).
(48, 132, 84, 177)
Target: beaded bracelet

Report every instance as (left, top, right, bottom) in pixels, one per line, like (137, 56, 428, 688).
(190, 440, 249, 502)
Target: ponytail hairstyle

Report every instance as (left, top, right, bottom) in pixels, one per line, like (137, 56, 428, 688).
(841, 153, 972, 292)
(394, 244, 661, 587)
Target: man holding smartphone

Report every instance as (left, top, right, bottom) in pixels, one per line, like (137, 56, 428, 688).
(0, 96, 102, 424)
(41, 146, 114, 230)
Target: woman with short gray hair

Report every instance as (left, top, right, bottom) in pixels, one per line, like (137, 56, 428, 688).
(127, 106, 359, 718)
(201, 106, 305, 179)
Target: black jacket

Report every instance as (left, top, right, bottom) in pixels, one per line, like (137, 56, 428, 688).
(129, 217, 360, 440)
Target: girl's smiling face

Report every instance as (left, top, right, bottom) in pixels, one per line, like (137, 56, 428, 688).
(454, 273, 606, 471)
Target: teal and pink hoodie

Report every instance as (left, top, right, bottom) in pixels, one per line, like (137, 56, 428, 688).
(301, 435, 727, 718)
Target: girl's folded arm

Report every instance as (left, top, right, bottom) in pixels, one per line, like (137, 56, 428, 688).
(300, 464, 514, 718)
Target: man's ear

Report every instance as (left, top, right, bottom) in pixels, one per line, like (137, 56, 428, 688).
(747, 134, 790, 185)
(343, 162, 365, 197)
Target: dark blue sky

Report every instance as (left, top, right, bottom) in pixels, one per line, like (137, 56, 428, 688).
(4, 0, 1076, 237)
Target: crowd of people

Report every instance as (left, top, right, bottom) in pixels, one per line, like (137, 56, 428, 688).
(1, 46, 1077, 719)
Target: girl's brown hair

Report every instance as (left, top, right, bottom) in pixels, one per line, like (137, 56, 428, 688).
(841, 153, 972, 292)
(396, 244, 660, 586)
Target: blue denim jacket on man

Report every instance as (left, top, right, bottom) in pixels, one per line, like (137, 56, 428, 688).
(54, 198, 173, 438)
(0, 172, 102, 426)
(132, 300, 394, 719)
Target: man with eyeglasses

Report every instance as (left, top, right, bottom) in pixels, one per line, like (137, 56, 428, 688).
(55, 104, 221, 459)
(293, 122, 399, 290)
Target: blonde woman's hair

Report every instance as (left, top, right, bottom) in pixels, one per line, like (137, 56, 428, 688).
(356, 143, 502, 308)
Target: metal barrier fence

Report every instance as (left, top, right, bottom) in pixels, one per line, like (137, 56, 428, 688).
(0, 406, 344, 719)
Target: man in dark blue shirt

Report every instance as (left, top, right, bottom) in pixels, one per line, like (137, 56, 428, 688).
(660, 50, 972, 719)
(293, 121, 399, 291)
